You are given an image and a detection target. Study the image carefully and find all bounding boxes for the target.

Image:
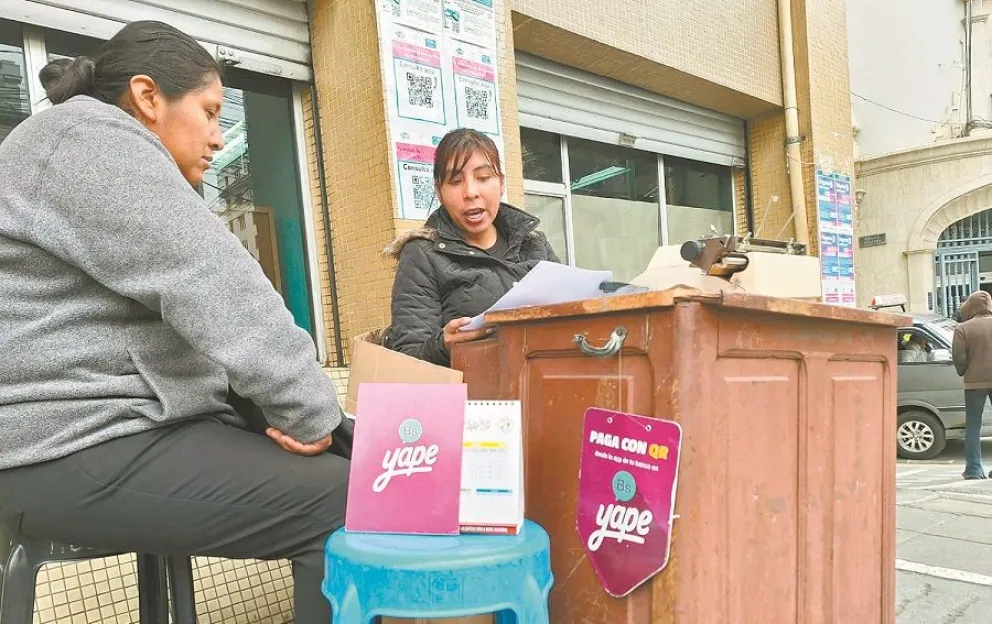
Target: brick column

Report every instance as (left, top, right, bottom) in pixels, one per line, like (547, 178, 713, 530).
(310, 0, 399, 361)
(791, 0, 856, 253)
(744, 0, 855, 255)
(310, 0, 523, 359)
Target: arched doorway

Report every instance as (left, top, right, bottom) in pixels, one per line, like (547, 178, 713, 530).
(934, 208, 992, 315)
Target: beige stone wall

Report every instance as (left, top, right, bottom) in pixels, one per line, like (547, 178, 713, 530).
(509, 0, 783, 116)
(855, 136, 992, 311)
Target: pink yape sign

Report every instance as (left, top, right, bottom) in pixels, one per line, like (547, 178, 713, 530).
(576, 407, 683, 597)
(345, 383, 467, 535)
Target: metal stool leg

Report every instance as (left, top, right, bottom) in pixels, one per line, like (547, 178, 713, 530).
(0, 543, 41, 624)
(166, 556, 196, 624)
(136, 554, 169, 624)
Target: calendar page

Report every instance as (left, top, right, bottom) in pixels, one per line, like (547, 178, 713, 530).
(459, 400, 524, 535)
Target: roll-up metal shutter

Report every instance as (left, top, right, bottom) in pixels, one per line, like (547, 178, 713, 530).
(1, 0, 311, 80)
(516, 52, 746, 166)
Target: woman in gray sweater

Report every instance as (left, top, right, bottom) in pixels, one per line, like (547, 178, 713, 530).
(0, 21, 347, 623)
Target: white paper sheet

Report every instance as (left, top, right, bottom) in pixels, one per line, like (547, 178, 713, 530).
(462, 261, 613, 330)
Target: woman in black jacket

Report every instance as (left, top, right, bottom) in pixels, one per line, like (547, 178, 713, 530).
(384, 129, 559, 366)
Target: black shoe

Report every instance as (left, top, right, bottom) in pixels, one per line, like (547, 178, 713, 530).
(963, 472, 988, 480)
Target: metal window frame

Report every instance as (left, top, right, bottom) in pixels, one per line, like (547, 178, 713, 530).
(523, 132, 691, 266)
(522, 128, 739, 266)
(21, 25, 47, 114)
(292, 84, 328, 364)
(657, 154, 669, 246)
(560, 136, 576, 266)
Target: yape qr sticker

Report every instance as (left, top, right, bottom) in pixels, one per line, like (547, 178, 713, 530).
(391, 27, 446, 125)
(396, 138, 441, 220)
(451, 42, 499, 134)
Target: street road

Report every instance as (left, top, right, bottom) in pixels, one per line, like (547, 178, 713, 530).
(896, 439, 992, 623)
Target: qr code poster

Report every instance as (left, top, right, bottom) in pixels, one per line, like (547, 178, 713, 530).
(384, 0, 443, 34)
(451, 43, 499, 135)
(391, 27, 447, 125)
(396, 140, 440, 220)
(442, 0, 496, 48)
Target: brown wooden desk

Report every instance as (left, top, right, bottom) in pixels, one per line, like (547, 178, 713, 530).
(453, 288, 904, 624)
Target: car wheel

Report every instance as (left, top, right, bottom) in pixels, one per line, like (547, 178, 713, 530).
(897, 410, 946, 460)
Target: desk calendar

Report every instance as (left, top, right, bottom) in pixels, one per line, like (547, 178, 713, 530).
(459, 400, 524, 535)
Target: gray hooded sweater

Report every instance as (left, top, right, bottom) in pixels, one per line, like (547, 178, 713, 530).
(0, 96, 341, 470)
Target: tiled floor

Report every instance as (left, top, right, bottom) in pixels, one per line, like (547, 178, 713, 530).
(31, 367, 353, 624)
(33, 555, 296, 624)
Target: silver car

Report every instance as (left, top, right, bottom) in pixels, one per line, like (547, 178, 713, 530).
(897, 314, 992, 459)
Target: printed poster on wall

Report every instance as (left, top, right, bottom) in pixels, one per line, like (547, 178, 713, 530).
(817, 169, 856, 308)
(450, 41, 500, 135)
(576, 407, 682, 598)
(376, 0, 505, 219)
(390, 26, 447, 125)
(443, 0, 497, 48)
(394, 131, 444, 219)
(819, 231, 838, 280)
(386, 0, 443, 33)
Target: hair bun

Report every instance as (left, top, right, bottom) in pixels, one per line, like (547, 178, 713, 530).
(40, 56, 96, 105)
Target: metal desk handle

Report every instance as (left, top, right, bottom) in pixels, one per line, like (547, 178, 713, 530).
(574, 327, 628, 358)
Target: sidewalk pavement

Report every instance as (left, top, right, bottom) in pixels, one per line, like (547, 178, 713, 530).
(896, 454, 992, 623)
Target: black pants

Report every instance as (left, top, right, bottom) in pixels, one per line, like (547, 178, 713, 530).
(0, 418, 349, 624)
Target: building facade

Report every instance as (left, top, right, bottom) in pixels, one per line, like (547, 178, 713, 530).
(850, 0, 992, 314)
(0, 0, 854, 621)
(310, 0, 857, 358)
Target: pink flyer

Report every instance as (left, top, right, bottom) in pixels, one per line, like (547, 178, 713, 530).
(345, 382, 467, 535)
(576, 407, 683, 597)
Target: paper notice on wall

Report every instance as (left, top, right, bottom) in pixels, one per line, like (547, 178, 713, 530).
(823, 281, 841, 305)
(816, 169, 856, 308)
(839, 281, 857, 306)
(384, 0, 443, 34)
(390, 26, 447, 125)
(375, 0, 504, 219)
(837, 233, 854, 280)
(395, 132, 443, 220)
(450, 41, 500, 135)
(443, 0, 496, 47)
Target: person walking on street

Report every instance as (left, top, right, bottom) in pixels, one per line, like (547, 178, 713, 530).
(952, 290, 992, 479)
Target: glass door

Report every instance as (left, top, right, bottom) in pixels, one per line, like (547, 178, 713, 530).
(523, 187, 570, 264)
(198, 68, 316, 336)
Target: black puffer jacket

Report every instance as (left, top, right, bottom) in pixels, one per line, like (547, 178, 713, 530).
(384, 203, 559, 366)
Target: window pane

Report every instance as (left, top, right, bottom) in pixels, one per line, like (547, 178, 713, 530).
(46, 29, 102, 61)
(524, 193, 568, 263)
(567, 137, 660, 282)
(0, 20, 29, 145)
(664, 156, 734, 243)
(521, 127, 562, 183)
(198, 86, 316, 335)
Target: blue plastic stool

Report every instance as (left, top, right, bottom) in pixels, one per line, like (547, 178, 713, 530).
(322, 520, 553, 623)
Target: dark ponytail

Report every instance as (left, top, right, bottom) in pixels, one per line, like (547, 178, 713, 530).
(40, 20, 222, 107)
(42, 57, 96, 104)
